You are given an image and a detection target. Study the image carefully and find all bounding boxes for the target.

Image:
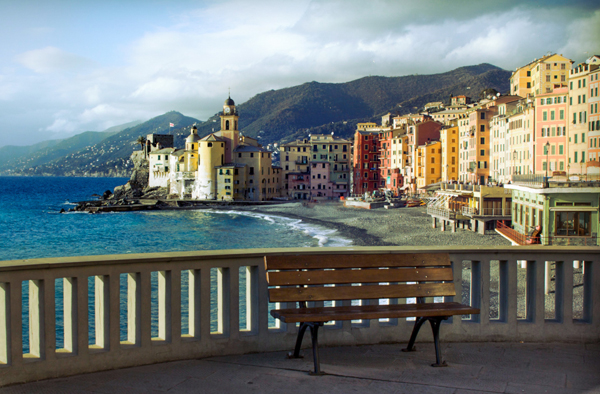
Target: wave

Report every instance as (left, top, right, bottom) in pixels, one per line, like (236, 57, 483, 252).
(208, 209, 353, 248)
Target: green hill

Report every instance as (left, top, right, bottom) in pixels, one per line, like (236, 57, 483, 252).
(2, 63, 510, 177)
(195, 63, 510, 144)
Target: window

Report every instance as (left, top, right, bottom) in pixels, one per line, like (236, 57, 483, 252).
(550, 111, 555, 120)
(560, 109, 564, 120)
(480, 125, 485, 132)
(543, 111, 547, 121)
(480, 112, 485, 120)
(480, 137, 485, 144)
(555, 211, 591, 236)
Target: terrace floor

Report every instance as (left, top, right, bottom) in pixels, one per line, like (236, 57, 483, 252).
(1, 342, 599, 394)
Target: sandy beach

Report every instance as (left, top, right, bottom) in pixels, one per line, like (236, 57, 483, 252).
(233, 201, 511, 247)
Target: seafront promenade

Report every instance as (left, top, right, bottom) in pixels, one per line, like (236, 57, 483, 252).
(2, 342, 598, 393)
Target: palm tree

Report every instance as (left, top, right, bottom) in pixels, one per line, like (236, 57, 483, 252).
(136, 136, 146, 150)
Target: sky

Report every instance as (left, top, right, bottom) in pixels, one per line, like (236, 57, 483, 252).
(1, 0, 599, 148)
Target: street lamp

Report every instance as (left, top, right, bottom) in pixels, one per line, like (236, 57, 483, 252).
(581, 158, 586, 182)
(567, 163, 571, 181)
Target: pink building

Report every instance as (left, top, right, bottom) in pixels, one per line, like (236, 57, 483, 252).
(535, 87, 569, 175)
(310, 162, 334, 199)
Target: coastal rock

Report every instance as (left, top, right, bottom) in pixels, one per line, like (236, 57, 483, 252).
(111, 151, 149, 200)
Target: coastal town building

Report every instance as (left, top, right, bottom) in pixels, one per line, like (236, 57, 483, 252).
(569, 58, 598, 178)
(590, 61, 600, 164)
(415, 140, 442, 189)
(427, 184, 512, 234)
(450, 95, 471, 106)
(280, 133, 351, 199)
(510, 54, 572, 97)
(404, 119, 442, 186)
(352, 126, 380, 195)
(498, 179, 600, 246)
(535, 87, 568, 176)
(147, 96, 281, 201)
(440, 124, 459, 182)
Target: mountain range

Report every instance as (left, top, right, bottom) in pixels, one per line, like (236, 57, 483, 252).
(0, 63, 510, 177)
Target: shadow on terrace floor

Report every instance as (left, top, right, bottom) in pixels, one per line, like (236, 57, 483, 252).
(1, 342, 599, 394)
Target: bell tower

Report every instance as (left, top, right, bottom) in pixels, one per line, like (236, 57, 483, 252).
(219, 95, 239, 163)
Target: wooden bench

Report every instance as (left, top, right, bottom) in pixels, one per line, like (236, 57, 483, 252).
(265, 253, 479, 374)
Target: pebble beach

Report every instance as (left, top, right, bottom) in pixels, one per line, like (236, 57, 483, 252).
(234, 201, 512, 247)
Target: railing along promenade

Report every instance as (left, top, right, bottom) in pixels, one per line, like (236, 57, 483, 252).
(0, 247, 599, 387)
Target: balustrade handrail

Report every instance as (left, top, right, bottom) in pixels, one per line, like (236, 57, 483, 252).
(0, 246, 598, 387)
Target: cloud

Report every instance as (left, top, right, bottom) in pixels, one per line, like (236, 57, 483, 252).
(15, 46, 95, 74)
(2, 0, 600, 148)
(559, 9, 600, 61)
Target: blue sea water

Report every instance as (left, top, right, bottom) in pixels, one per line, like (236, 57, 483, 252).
(0, 176, 352, 352)
(0, 176, 351, 261)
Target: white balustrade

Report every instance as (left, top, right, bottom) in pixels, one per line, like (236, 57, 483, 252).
(0, 246, 598, 387)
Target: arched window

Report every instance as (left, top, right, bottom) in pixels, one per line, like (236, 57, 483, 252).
(208, 142, 213, 147)
(225, 120, 230, 130)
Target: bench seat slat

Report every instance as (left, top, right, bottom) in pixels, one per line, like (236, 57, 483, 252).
(268, 282, 455, 303)
(271, 302, 480, 323)
(267, 267, 453, 286)
(265, 253, 450, 270)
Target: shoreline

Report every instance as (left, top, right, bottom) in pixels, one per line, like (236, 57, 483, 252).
(226, 201, 511, 247)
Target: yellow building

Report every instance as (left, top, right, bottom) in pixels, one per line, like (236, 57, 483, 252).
(440, 124, 459, 182)
(169, 96, 280, 201)
(416, 140, 442, 189)
(510, 54, 572, 97)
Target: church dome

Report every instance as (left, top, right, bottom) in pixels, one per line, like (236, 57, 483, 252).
(186, 126, 200, 143)
(224, 96, 235, 106)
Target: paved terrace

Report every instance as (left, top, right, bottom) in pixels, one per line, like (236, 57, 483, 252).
(1, 247, 598, 392)
(1, 341, 599, 393)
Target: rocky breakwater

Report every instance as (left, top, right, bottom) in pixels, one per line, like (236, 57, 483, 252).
(71, 151, 169, 213)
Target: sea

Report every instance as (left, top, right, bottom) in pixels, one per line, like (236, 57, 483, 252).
(0, 176, 352, 351)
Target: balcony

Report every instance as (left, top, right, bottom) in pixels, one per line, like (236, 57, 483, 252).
(1, 247, 599, 389)
(174, 171, 195, 180)
(462, 206, 512, 217)
(426, 206, 456, 219)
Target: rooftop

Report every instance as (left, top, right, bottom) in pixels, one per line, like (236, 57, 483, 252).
(3, 342, 597, 393)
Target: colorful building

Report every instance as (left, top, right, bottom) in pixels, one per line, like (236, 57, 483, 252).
(510, 54, 572, 97)
(535, 87, 569, 176)
(569, 59, 599, 178)
(352, 127, 380, 196)
(440, 124, 459, 182)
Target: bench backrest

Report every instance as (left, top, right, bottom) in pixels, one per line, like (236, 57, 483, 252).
(265, 253, 455, 304)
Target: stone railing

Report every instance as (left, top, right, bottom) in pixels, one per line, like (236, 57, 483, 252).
(0, 247, 598, 387)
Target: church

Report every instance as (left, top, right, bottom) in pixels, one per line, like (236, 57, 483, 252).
(148, 96, 282, 201)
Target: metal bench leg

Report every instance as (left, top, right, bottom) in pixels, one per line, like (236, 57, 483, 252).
(308, 323, 325, 375)
(429, 317, 448, 367)
(288, 322, 309, 359)
(402, 316, 427, 352)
